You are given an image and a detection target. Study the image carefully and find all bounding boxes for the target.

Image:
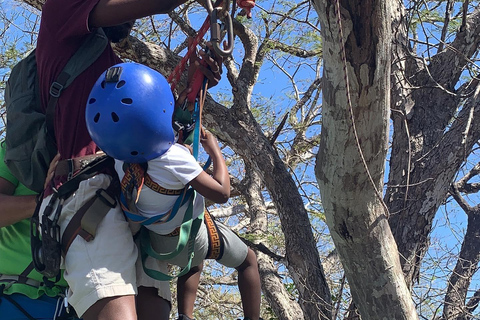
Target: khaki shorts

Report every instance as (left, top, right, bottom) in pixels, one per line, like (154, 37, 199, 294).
(148, 216, 248, 269)
(39, 174, 170, 317)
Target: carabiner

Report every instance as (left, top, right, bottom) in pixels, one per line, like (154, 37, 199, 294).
(206, 0, 234, 57)
(209, 9, 234, 57)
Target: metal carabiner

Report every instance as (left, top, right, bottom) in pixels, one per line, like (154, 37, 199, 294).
(209, 9, 234, 57)
(206, 0, 234, 57)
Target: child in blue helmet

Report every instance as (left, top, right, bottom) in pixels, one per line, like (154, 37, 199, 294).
(86, 62, 262, 320)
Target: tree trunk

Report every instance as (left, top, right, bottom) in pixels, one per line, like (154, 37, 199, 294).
(313, 0, 418, 319)
(387, 4, 480, 290)
(203, 103, 333, 319)
(241, 166, 304, 320)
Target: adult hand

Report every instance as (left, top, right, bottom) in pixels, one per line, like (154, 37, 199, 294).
(194, 41, 224, 89)
(237, 0, 255, 18)
(44, 153, 60, 190)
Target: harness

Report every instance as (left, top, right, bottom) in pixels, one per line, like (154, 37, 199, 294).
(119, 158, 223, 281)
(31, 154, 118, 279)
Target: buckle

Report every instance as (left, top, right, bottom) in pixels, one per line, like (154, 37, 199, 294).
(49, 81, 64, 98)
(96, 188, 117, 208)
(105, 66, 123, 82)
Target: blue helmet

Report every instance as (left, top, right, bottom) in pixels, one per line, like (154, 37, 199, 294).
(86, 62, 175, 163)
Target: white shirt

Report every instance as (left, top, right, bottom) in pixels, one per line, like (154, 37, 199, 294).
(115, 144, 205, 234)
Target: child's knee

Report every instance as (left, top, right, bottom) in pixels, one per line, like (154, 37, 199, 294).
(190, 263, 203, 273)
(236, 248, 258, 272)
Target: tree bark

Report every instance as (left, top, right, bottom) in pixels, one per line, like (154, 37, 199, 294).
(313, 0, 418, 319)
(387, 4, 480, 289)
(241, 165, 305, 320)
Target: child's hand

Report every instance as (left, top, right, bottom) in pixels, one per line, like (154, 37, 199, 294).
(200, 131, 220, 157)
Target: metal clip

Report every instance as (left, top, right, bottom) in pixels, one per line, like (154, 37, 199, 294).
(206, 0, 234, 57)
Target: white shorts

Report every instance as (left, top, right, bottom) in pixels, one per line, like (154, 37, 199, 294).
(39, 174, 170, 317)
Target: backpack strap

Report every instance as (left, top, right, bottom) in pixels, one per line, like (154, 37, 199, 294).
(45, 28, 108, 141)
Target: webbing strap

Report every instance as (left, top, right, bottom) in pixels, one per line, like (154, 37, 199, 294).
(140, 209, 204, 281)
(0, 273, 41, 289)
(140, 191, 197, 260)
(192, 77, 209, 158)
(45, 28, 108, 141)
(61, 174, 118, 255)
(204, 210, 224, 260)
(18, 262, 35, 284)
(121, 176, 193, 225)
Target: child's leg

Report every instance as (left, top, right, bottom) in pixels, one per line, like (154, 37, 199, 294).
(136, 286, 171, 320)
(177, 263, 204, 319)
(134, 234, 173, 320)
(236, 248, 261, 320)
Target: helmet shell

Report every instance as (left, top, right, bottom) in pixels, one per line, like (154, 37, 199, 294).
(86, 62, 175, 163)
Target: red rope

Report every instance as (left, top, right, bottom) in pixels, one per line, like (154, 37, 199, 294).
(167, 17, 211, 92)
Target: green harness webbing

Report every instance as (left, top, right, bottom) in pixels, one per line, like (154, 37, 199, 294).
(139, 191, 204, 281)
(123, 156, 212, 281)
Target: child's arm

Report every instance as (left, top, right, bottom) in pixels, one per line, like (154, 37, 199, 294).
(189, 131, 230, 204)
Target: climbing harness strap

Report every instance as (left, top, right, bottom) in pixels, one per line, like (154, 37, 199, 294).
(119, 163, 187, 225)
(61, 179, 118, 255)
(145, 173, 184, 196)
(139, 208, 224, 281)
(0, 262, 38, 288)
(139, 190, 200, 281)
(137, 206, 224, 281)
(31, 155, 119, 279)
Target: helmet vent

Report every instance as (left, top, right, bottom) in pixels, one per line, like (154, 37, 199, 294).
(131, 151, 139, 156)
(116, 80, 126, 88)
(101, 80, 106, 89)
(111, 112, 120, 122)
(94, 113, 100, 123)
(121, 98, 133, 105)
(88, 98, 96, 104)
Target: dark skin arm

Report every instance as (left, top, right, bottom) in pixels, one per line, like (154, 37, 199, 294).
(0, 153, 60, 228)
(189, 130, 230, 204)
(0, 178, 36, 228)
(89, 0, 188, 28)
(174, 85, 230, 204)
